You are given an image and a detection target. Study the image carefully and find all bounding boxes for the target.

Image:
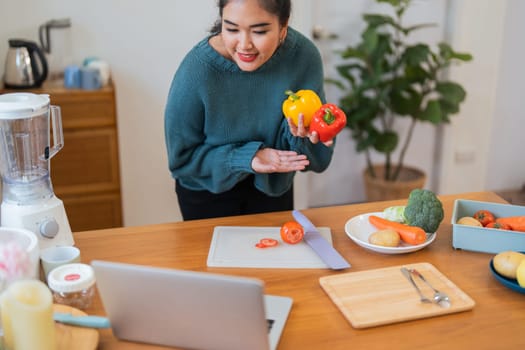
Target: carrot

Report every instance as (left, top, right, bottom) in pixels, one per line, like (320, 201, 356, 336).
(495, 216, 525, 232)
(368, 215, 427, 245)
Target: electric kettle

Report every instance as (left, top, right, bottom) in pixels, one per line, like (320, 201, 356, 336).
(3, 39, 48, 88)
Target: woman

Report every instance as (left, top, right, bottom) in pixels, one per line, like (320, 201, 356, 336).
(165, 0, 334, 220)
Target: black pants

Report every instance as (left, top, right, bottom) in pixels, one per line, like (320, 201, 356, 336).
(176, 176, 293, 220)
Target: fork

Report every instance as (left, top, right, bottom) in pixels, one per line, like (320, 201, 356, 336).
(409, 268, 451, 308)
(400, 267, 432, 304)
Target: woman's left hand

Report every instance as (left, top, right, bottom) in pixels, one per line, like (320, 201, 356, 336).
(252, 148, 310, 173)
(287, 114, 334, 147)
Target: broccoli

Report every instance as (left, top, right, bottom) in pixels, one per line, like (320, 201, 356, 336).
(383, 189, 444, 232)
(404, 189, 444, 233)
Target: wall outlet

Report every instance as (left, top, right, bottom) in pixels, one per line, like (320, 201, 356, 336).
(454, 150, 476, 163)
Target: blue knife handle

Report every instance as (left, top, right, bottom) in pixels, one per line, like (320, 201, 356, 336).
(54, 313, 111, 328)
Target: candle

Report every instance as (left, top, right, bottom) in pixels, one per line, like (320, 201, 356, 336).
(1, 280, 56, 350)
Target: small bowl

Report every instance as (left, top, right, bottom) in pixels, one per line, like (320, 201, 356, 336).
(0, 227, 40, 279)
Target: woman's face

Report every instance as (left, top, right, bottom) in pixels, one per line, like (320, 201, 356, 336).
(220, 0, 287, 72)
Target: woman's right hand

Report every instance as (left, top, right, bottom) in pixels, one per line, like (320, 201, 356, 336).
(251, 148, 310, 173)
(287, 113, 334, 147)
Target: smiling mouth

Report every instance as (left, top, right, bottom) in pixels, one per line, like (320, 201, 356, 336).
(237, 52, 257, 62)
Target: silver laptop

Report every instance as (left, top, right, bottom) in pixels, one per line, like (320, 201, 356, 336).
(91, 260, 293, 350)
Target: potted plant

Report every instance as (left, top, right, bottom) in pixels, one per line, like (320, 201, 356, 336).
(327, 0, 472, 200)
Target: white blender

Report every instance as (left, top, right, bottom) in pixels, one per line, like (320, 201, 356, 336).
(0, 92, 74, 249)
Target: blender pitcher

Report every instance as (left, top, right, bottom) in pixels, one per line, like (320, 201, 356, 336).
(0, 93, 73, 249)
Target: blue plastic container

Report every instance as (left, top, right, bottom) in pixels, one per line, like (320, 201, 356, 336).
(451, 199, 525, 254)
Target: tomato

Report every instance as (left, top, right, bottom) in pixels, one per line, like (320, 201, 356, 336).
(255, 238, 279, 248)
(473, 210, 496, 226)
(280, 221, 304, 244)
(486, 221, 511, 230)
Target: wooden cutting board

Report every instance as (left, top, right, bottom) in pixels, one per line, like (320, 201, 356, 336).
(319, 262, 475, 329)
(54, 304, 99, 350)
(207, 226, 332, 268)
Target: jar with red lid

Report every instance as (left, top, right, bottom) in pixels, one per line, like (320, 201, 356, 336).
(47, 263, 96, 310)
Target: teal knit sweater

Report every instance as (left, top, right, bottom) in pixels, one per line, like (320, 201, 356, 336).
(164, 27, 334, 196)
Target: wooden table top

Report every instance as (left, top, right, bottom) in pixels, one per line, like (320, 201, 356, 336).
(75, 191, 525, 349)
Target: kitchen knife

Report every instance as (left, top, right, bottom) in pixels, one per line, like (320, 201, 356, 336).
(292, 210, 350, 270)
(53, 312, 111, 328)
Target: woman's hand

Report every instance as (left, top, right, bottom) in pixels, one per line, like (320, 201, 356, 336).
(252, 148, 310, 173)
(287, 114, 334, 147)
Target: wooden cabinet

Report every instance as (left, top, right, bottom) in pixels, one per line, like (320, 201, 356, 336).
(1, 81, 123, 231)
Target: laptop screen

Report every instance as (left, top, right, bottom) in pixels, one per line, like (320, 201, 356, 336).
(92, 260, 292, 350)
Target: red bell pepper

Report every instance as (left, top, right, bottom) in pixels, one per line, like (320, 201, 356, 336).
(309, 104, 347, 142)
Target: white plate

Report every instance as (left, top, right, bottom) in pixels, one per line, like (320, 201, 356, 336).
(344, 212, 436, 254)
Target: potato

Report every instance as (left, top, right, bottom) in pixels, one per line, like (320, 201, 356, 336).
(457, 216, 483, 226)
(493, 251, 525, 279)
(368, 229, 401, 247)
(517, 259, 525, 287)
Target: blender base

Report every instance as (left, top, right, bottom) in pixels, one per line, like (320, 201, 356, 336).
(1, 195, 75, 250)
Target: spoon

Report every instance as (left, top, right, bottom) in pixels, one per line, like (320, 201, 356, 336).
(400, 267, 432, 304)
(410, 268, 451, 308)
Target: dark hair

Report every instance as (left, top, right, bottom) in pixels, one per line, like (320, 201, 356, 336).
(210, 0, 291, 34)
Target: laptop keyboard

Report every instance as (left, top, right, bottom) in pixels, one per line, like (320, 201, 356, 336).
(266, 319, 275, 333)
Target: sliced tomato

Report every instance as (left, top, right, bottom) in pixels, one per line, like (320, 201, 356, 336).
(280, 221, 304, 244)
(473, 210, 496, 226)
(255, 238, 279, 248)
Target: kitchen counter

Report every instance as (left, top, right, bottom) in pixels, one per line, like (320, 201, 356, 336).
(75, 191, 525, 349)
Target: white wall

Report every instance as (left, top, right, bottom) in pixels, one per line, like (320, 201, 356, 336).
(1, 0, 523, 228)
(439, 0, 506, 194)
(487, 0, 525, 189)
(1, 0, 217, 226)
(439, 0, 525, 195)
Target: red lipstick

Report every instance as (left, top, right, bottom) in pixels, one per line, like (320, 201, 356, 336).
(237, 52, 257, 62)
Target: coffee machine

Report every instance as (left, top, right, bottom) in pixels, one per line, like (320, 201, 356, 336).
(0, 93, 74, 249)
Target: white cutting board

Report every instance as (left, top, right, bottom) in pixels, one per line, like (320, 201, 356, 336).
(207, 226, 332, 268)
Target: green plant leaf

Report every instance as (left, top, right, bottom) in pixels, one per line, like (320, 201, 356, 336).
(403, 44, 431, 65)
(402, 23, 437, 35)
(439, 42, 473, 62)
(436, 82, 466, 104)
(452, 52, 473, 61)
(390, 84, 422, 116)
(347, 101, 380, 123)
(339, 46, 367, 60)
(378, 0, 404, 7)
(438, 42, 453, 60)
(404, 64, 430, 81)
(361, 27, 379, 54)
(374, 131, 398, 153)
(352, 126, 378, 153)
(420, 100, 442, 124)
(370, 34, 394, 72)
(439, 99, 460, 116)
(336, 63, 365, 81)
(363, 14, 396, 28)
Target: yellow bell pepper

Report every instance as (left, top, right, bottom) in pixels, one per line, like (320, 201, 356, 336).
(282, 89, 322, 127)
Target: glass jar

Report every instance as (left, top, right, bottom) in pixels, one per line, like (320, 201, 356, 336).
(47, 263, 95, 310)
